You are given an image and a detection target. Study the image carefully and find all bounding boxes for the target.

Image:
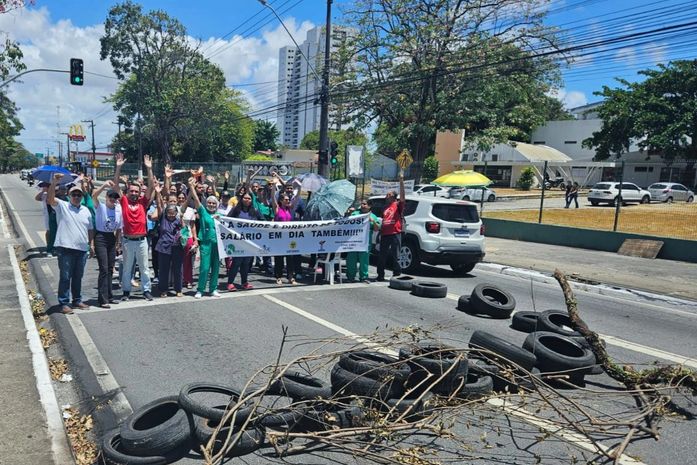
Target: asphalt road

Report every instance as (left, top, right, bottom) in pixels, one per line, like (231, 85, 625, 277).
(2, 174, 696, 465)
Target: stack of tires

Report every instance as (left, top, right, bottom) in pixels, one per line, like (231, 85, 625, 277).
(389, 275, 448, 298)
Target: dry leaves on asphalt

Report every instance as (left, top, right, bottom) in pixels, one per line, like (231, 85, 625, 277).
(63, 407, 97, 465)
(48, 358, 68, 380)
(39, 327, 57, 349)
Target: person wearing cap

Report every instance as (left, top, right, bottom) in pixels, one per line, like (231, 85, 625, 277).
(91, 180, 123, 308)
(47, 173, 94, 314)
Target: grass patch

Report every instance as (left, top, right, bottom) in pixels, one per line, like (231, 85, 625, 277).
(483, 203, 697, 240)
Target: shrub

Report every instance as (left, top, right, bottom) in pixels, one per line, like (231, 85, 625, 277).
(517, 166, 535, 191)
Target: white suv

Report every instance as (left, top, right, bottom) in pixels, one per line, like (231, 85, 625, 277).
(369, 195, 485, 275)
(587, 182, 651, 206)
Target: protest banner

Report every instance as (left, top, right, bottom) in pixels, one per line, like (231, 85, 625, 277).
(215, 214, 370, 258)
(370, 179, 415, 195)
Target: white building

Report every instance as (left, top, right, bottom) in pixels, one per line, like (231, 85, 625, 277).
(276, 26, 353, 148)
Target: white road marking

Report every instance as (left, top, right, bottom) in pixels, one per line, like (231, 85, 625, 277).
(2, 184, 134, 421)
(7, 245, 74, 465)
(264, 293, 645, 463)
(487, 398, 646, 465)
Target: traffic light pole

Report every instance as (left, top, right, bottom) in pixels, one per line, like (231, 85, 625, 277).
(317, 0, 332, 178)
(82, 119, 96, 178)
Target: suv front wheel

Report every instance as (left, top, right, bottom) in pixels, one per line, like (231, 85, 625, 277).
(398, 240, 419, 273)
(451, 263, 476, 276)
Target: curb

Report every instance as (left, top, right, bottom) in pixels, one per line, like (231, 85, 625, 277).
(477, 262, 697, 309)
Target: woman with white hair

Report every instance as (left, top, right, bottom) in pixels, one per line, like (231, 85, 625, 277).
(187, 177, 221, 298)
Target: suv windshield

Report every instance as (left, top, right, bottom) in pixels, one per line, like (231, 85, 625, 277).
(593, 183, 612, 190)
(431, 203, 479, 223)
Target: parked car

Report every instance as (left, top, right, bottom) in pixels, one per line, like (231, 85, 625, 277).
(413, 184, 451, 198)
(20, 169, 29, 180)
(369, 195, 485, 275)
(457, 187, 497, 202)
(587, 182, 651, 206)
(647, 182, 694, 203)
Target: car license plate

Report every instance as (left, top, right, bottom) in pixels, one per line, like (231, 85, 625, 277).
(454, 228, 469, 237)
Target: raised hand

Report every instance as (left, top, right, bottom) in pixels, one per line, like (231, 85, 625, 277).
(143, 154, 152, 169)
(224, 171, 230, 180)
(154, 183, 162, 194)
(115, 153, 126, 167)
(104, 180, 114, 188)
(187, 177, 196, 187)
(119, 175, 129, 183)
(53, 173, 64, 182)
(165, 164, 174, 178)
(206, 175, 215, 184)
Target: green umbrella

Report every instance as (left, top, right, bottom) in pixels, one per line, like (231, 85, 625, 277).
(306, 179, 356, 220)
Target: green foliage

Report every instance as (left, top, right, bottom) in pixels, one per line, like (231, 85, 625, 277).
(340, 0, 562, 181)
(253, 120, 279, 152)
(517, 166, 536, 191)
(422, 156, 439, 183)
(101, 1, 253, 164)
(584, 60, 697, 161)
(300, 128, 368, 178)
(245, 153, 274, 161)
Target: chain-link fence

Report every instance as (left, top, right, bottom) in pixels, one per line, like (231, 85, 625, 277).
(482, 161, 697, 241)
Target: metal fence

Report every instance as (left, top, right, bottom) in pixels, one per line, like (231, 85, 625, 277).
(482, 161, 697, 241)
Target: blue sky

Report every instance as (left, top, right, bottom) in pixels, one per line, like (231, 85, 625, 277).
(4, 0, 696, 154)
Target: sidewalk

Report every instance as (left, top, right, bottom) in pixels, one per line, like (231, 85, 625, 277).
(483, 236, 697, 301)
(0, 244, 62, 465)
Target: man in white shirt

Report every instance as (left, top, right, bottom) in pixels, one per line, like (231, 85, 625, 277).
(47, 173, 94, 314)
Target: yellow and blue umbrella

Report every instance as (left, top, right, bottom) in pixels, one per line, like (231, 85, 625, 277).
(432, 170, 491, 187)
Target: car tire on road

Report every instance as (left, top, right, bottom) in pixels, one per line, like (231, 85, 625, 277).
(398, 240, 420, 273)
(179, 383, 252, 424)
(456, 295, 471, 312)
(102, 429, 170, 465)
(384, 391, 435, 420)
(119, 396, 193, 458)
(455, 373, 493, 398)
(411, 281, 448, 298)
(450, 263, 475, 276)
(511, 311, 541, 333)
(268, 372, 332, 401)
(641, 195, 650, 204)
(468, 330, 537, 371)
(537, 310, 583, 338)
(193, 417, 264, 457)
(522, 332, 596, 375)
(338, 351, 411, 383)
(590, 200, 599, 206)
(389, 275, 416, 291)
(331, 364, 403, 400)
(688, 196, 694, 203)
(469, 284, 516, 318)
(257, 395, 309, 429)
(399, 344, 468, 395)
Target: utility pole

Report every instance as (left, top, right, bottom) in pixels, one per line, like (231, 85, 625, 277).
(317, 0, 332, 178)
(60, 132, 70, 165)
(82, 119, 96, 177)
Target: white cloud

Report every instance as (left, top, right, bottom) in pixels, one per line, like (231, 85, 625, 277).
(0, 6, 315, 156)
(549, 88, 588, 110)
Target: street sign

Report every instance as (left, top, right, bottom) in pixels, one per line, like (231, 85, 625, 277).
(91, 159, 99, 168)
(68, 124, 86, 141)
(396, 149, 413, 170)
(35, 153, 44, 158)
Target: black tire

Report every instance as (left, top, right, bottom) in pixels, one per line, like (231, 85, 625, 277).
(389, 275, 416, 291)
(469, 284, 516, 318)
(256, 395, 308, 429)
(450, 263, 475, 276)
(268, 372, 331, 401)
(590, 200, 598, 206)
(488, 194, 496, 202)
(537, 310, 583, 338)
(399, 240, 420, 273)
(523, 332, 596, 374)
(462, 195, 470, 201)
(687, 196, 694, 203)
(178, 383, 252, 424)
(455, 373, 493, 398)
(102, 429, 169, 465)
(666, 196, 673, 203)
(330, 364, 403, 400)
(468, 330, 537, 371)
(641, 195, 650, 204)
(338, 351, 411, 383)
(193, 416, 264, 457)
(399, 344, 468, 395)
(119, 396, 192, 458)
(456, 295, 471, 312)
(384, 391, 435, 420)
(311, 406, 366, 430)
(411, 281, 447, 298)
(511, 311, 541, 333)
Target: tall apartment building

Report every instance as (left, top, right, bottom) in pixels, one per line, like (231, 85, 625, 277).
(277, 26, 352, 148)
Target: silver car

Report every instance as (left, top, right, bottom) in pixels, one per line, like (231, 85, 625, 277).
(647, 182, 695, 203)
(457, 187, 496, 202)
(587, 182, 651, 206)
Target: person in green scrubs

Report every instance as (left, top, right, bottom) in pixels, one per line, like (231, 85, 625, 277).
(346, 198, 381, 283)
(187, 177, 221, 298)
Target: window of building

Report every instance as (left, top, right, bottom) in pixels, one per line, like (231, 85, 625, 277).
(564, 140, 577, 144)
(533, 141, 545, 145)
(461, 154, 469, 161)
(491, 154, 498, 161)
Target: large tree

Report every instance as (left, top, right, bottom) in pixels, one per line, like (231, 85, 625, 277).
(100, 1, 253, 164)
(583, 60, 697, 161)
(338, 0, 563, 180)
(252, 119, 280, 152)
(301, 128, 368, 178)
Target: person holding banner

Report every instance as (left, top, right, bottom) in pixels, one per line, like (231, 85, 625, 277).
(270, 175, 302, 285)
(187, 177, 221, 298)
(225, 192, 261, 291)
(346, 199, 381, 283)
(376, 172, 406, 281)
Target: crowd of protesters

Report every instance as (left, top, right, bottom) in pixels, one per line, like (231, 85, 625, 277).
(35, 154, 405, 314)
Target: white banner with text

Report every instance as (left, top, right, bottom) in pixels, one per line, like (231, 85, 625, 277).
(370, 178, 415, 195)
(215, 214, 370, 257)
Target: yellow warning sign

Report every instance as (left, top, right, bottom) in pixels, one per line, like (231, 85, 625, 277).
(91, 159, 99, 168)
(396, 149, 413, 170)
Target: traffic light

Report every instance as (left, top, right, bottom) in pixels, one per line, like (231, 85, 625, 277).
(70, 58, 84, 86)
(330, 141, 338, 166)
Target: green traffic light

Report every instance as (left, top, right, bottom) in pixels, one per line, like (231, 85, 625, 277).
(74, 77, 81, 83)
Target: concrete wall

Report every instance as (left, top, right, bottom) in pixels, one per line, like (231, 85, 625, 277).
(482, 218, 697, 263)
